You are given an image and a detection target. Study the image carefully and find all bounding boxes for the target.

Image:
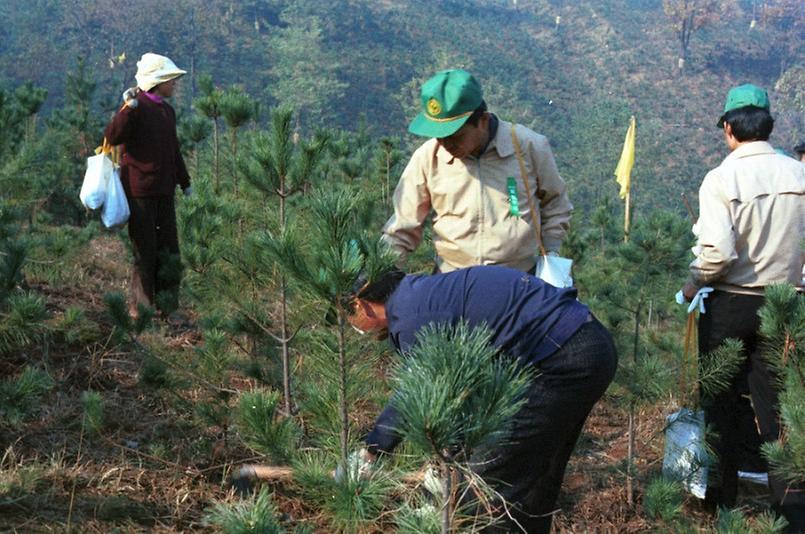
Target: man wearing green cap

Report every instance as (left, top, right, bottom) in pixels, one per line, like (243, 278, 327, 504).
(680, 83, 804, 530)
(382, 69, 572, 273)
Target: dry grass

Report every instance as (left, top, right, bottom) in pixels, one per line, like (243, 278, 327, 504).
(1, 234, 775, 532)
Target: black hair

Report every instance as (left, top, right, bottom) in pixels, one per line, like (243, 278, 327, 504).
(465, 100, 488, 127)
(794, 142, 805, 155)
(722, 106, 774, 142)
(356, 270, 406, 303)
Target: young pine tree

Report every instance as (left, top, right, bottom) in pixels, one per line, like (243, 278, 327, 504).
(220, 87, 256, 197)
(758, 284, 805, 489)
(373, 137, 402, 208)
(204, 487, 284, 533)
(258, 189, 391, 472)
(0, 202, 48, 355)
(391, 321, 531, 533)
(238, 108, 325, 414)
(193, 74, 224, 189)
(577, 210, 690, 505)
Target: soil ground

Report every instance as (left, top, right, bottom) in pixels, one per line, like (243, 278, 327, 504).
(0, 235, 773, 532)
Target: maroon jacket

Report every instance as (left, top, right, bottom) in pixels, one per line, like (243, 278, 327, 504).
(104, 92, 190, 198)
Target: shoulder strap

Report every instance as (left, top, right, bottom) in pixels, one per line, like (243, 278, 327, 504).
(511, 126, 546, 256)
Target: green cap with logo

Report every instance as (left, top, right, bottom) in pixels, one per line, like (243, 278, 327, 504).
(408, 69, 484, 139)
(717, 84, 770, 128)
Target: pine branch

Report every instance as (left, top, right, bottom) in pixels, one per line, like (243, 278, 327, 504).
(697, 338, 744, 400)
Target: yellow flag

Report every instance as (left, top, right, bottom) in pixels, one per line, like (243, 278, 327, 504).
(614, 115, 636, 200)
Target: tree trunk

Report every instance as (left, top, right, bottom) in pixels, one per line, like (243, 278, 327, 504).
(213, 119, 220, 191)
(632, 301, 641, 364)
(678, 36, 687, 70)
(441, 463, 453, 534)
(337, 310, 350, 471)
(627, 408, 635, 506)
(231, 129, 239, 198)
(677, 9, 693, 71)
(278, 187, 293, 415)
(385, 149, 391, 207)
(627, 301, 642, 506)
(647, 300, 653, 330)
(280, 275, 291, 414)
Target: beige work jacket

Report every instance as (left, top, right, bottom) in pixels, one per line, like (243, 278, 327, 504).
(382, 119, 572, 272)
(689, 141, 805, 294)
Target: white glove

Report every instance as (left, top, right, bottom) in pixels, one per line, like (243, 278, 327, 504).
(333, 448, 373, 483)
(675, 286, 714, 314)
(122, 87, 139, 108)
(422, 465, 445, 498)
(183, 186, 193, 197)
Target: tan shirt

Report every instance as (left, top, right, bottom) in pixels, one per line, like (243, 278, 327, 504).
(689, 141, 805, 294)
(382, 119, 572, 272)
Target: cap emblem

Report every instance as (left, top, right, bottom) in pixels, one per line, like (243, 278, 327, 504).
(427, 98, 442, 117)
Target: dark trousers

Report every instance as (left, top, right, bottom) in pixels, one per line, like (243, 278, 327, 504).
(699, 290, 805, 531)
(127, 196, 181, 314)
(472, 318, 618, 533)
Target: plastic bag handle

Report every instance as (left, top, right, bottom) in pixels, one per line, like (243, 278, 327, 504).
(94, 102, 130, 162)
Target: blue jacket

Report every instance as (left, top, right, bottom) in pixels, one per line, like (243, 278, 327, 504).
(367, 265, 590, 454)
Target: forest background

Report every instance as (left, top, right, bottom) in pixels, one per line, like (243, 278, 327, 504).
(0, 0, 803, 532)
(2, 0, 802, 213)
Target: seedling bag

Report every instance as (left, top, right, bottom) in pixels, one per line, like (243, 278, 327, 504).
(662, 408, 709, 499)
(100, 166, 129, 229)
(79, 153, 112, 210)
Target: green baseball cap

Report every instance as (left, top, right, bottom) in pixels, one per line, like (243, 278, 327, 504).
(717, 84, 770, 128)
(408, 69, 483, 138)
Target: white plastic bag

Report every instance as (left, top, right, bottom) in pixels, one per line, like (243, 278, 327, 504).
(79, 153, 112, 210)
(100, 166, 130, 229)
(535, 254, 573, 288)
(662, 408, 709, 499)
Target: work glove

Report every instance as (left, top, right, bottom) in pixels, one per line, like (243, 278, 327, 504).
(422, 465, 445, 498)
(182, 186, 193, 198)
(675, 286, 714, 314)
(333, 448, 374, 483)
(122, 87, 139, 108)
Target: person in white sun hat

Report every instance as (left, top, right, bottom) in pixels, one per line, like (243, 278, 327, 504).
(104, 53, 192, 322)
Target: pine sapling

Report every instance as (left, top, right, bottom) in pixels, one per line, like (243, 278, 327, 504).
(758, 284, 805, 488)
(103, 291, 154, 341)
(643, 476, 684, 524)
(195, 329, 236, 448)
(220, 87, 255, 197)
(178, 114, 211, 177)
(194, 75, 223, 189)
(391, 321, 531, 533)
(0, 367, 53, 426)
(238, 107, 325, 415)
(375, 137, 401, 207)
(236, 389, 299, 463)
(581, 211, 690, 505)
(204, 487, 283, 534)
(0, 293, 48, 355)
(292, 451, 394, 532)
(80, 390, 104, 436)
(258, 189, 388, 472)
